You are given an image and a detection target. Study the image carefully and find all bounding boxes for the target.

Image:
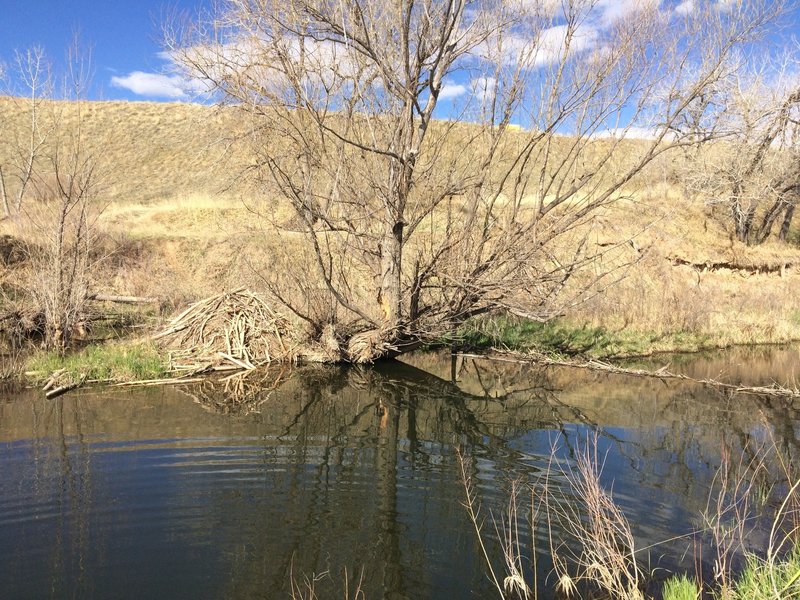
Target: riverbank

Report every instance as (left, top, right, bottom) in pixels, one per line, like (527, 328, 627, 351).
(2, 98, 800, 377)
(458, 315, 800, 360)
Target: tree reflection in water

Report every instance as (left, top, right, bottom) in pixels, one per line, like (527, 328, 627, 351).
(0, 350, 798, 599)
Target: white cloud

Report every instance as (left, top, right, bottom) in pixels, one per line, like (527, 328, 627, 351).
(439, 81, 467, 100)
(471, 76, 497, 105)
(514, 0, 563, 18)
(533, 24, 597, 67)
(674, 0, 695, 15)
(472, 23, 598, 69)
(110, 71, 200, 99)
(716, 0, 736, 13)
(596, 0, 661, 25)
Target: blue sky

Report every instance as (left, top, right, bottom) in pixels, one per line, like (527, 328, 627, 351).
(1, 0, 799, 106)
(0, 0, 209, 100)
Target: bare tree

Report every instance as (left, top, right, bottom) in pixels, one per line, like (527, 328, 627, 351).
(681, 56, 800, 244)
(0, 46, 56, 218)
(166, 0, 786, 361)
(2, 41, 103, 352)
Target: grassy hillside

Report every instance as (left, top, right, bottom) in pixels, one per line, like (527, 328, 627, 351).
(1, 96, 800, 355)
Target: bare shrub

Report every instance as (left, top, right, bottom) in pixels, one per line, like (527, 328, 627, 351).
(680, 55, 800, 245)
(1, 40, 105, 351)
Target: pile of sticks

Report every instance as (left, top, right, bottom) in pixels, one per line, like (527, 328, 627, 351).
(155, 288, 293, 369)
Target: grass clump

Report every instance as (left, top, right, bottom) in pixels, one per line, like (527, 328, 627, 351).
(26, 342, 167, 384)
(728, 548, 800, 599)
(662, 574, 699, 600)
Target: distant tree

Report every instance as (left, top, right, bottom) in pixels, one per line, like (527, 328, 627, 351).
(0, 46, 55, 217)
(166, 0, 787, 361)
(681, 59, 800, 244)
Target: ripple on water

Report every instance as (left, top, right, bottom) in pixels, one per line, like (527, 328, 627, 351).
(0, 355, 798, 599)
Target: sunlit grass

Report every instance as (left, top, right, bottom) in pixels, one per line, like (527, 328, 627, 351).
(729, 548, 800, 600)
(458, 314, 715, 359)
(26, 342, 167, 384)
(662, 574, 699, 600)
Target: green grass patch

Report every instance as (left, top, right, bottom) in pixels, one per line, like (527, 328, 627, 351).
(728, 548, 800, 599)
(662, 574, 699, 600)
(26, 342, 167, 384)
(657, 548, 800, 600)
(458, 315, 715, 359)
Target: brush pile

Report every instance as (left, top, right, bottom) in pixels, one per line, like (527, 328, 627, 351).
(155, 288, 294, 369)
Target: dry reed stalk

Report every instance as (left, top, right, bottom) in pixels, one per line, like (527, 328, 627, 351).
(456, 447, 507, 599)
(461, 434, 650, 600)
(495, 480, 534, 599)
(543, 437, 645, 600)
(288, 559, 366, 600)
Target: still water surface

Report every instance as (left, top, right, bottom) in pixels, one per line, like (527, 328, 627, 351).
(1, 348, 799, 599)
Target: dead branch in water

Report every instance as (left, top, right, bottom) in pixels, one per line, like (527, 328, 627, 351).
(112, 377, 206, 388)
(45, 377, 85, 400)
(457, 351, 800, 400)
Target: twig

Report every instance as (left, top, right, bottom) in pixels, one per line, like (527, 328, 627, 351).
(112, 377, 205, 388)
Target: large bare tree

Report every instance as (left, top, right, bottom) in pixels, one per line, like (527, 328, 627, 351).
(166, 0, 785, 361)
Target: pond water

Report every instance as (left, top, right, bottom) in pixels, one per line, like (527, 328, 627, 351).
(1, 347, 799, 599)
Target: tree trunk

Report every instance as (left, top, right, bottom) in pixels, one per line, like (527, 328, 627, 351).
(780, 203, 796, 241)
(0, 166, 9, 218)
(733, 200, 756, 243)
(379, 221, 404, 327)
(756, 198, 784, 243)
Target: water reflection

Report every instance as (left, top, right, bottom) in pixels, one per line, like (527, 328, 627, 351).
(0, 349, 798, 599)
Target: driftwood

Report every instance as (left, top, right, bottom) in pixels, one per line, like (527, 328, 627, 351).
(42, 368, 66, 392)
(457, 351, 800, 400)
(87, 293, 159, 304)
(45, 378, 84, 400)
(112, 377, 206, 388)
(39, 372, 216, 398)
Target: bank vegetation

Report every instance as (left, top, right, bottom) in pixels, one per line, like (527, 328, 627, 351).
(1, 0, 800, 377)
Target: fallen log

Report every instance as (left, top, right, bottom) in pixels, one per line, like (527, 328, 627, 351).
(42, 368, 67, 392)
(112, 377, 206, 388)
(46, 380, 83, 400)
(87, 294, 159, 304)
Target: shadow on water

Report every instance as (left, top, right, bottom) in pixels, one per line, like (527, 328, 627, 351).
(0, 349, 799, 599)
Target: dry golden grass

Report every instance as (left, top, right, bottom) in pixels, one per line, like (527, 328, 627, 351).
(1, 96, 799, 349)
(573, 184, 800, 348)
(0, 96, 253, 205)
